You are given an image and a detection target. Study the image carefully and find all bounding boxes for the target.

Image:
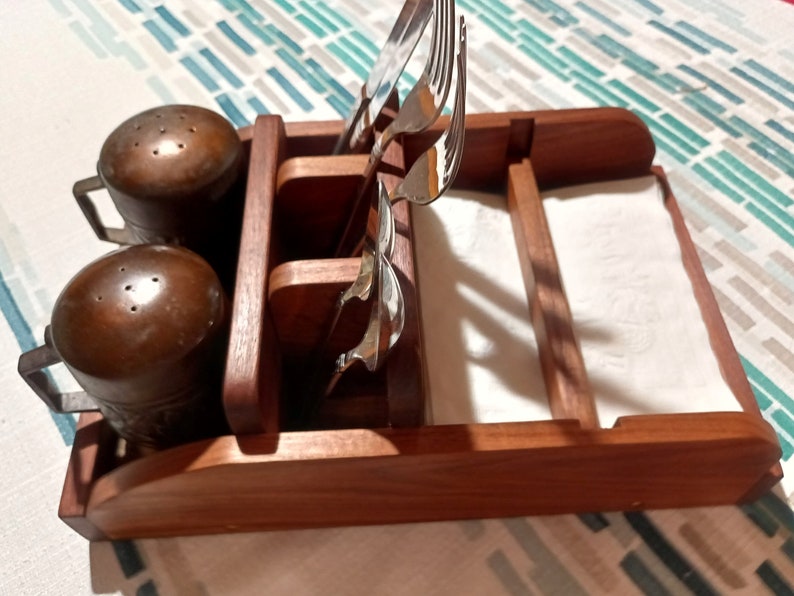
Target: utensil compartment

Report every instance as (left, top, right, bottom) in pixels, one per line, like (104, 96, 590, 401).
(224, 110, 425, 433)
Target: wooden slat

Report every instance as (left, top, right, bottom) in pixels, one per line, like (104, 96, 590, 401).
(655, 167, 764, 416)
(83, 412, 780, 539)
(223, 115, 286, 435)
(58, 412, 117, 541)
(276, 154, 367, 258)
(528, 107, 655, 188)
(385, 193, 425, 428)
(268, 258, 363, 358)
(507, 158, 600, 428)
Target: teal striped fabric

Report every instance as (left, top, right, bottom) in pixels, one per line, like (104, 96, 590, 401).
(1, 1, 792, 594)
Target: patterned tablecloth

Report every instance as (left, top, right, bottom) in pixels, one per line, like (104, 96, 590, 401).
(2, 1, 793, 594)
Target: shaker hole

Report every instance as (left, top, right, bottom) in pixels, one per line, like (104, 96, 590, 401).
(189, 127, 197, 133)
(124, 284, 133, 291)
(153, 149, 159, 156)
(119, 267, 126, 272)
(178, 143, 185, 149)
(96, 296, 103, 301)
(152, 277, 159, 282)
(130, 306, 138, 312)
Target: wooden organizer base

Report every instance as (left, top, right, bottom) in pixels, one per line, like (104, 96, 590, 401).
(59, 108, 782, 540)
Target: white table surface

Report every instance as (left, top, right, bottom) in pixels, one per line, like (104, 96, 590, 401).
(2, 1, 793, 594)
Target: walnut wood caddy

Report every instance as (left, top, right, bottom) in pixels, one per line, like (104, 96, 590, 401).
(59, 108, 782, 540)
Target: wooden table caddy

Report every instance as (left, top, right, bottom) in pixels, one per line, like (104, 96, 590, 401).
(59, 107, 782, 540)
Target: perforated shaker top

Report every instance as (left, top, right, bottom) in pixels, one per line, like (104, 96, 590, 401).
(98, 104, 243, 203)
(50, 244, 226, 379)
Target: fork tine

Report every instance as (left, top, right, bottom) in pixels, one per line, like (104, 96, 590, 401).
(427, 0, 442, 79)
(437, 0, 455, 88)
(442, 19, 467, 187)
(367, 0, 453, 150)
(334, 0, 455, 257)
(390, 16, 467, 206)
(428, 0, 446, 84)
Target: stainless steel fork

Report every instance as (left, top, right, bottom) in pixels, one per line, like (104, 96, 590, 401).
(301, 19, 468, 425)
(320, 21, 468, 400)
(390, 19, 467, 207)
(333, 17, 466, 324)
(333, 0, 433, 155)
(334, 0, 456, 257)
(367, 0, 455, 166)
(323, 182, 403, 398)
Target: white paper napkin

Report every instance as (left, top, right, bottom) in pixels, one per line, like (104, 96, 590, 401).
(414, 176, 740, 428)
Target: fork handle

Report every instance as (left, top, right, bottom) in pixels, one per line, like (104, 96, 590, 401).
(333, 85, 371, 155)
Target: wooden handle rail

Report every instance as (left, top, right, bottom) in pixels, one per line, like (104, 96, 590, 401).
(508, 158, 599, 428)
(223, 115, 285, 435)
(74, 412, 780, 539)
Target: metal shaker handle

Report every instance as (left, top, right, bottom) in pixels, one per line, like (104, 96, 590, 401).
(17, 326, 98, 413)
(73, 174, 136, 245)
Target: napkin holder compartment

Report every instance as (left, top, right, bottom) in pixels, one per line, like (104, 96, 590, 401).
(58, 108, 783, 540)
